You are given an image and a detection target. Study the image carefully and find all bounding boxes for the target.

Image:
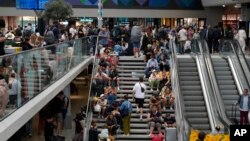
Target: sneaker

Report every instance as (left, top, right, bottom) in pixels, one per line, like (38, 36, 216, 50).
(157, 89, 159, 92)
(148, 133, 152, 137)
(140, 115, 143, 120)
(163, 106, 166, 111)
(150, 88, 153, 91)
(117, 87, 120, 91)
(136, 107, 139, 113)
(170, 107, 173, 110)
(126, 134, 130, 136)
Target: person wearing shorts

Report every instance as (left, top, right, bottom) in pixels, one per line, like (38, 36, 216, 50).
(133, 77, 147, 120)
(131, 25, 142, 58)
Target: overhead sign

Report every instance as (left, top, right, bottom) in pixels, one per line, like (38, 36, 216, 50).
(16, 0, 48, 10)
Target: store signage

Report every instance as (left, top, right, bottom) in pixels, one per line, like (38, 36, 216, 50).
(80, 18, 93, 22)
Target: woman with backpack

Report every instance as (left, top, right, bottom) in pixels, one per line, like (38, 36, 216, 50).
(120, 95, 132, 136)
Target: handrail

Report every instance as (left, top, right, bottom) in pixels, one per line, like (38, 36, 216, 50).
(220, 39, 249, 93)
(169, 39, 190, 141)
(0, 36, 96, 58)
(200, 39, 232, 132)
(229, 39, 250, 88)
(83, 36, 100, 141)
(0, 36, 97, 121)
(191, 39, 219, 132)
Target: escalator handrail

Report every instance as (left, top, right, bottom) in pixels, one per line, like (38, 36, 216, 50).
(200, 39, 232, 131)
(169, 39, 191, 141)
(83, 36, 100, 141)
(191, 39, 225, 132)
(229, 39, 250, 89)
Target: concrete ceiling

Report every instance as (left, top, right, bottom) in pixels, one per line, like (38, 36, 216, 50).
(201, 0, 249, 7)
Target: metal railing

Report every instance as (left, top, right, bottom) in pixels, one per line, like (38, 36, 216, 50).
(200, 39, 231, 132)
(83, 36, 100, 141)
(169, 39, 190, 141)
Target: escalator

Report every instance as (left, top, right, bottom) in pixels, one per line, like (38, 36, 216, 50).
(211, 57, 240, 121)
(178, 57, 211, 132)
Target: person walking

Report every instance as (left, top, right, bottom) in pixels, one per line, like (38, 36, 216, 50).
(133, 77, 147, 120)
(120, 95, 132, 136)
(237, 88, 250, 125)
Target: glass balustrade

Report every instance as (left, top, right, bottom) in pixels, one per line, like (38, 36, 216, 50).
(0, 36, 97, 121)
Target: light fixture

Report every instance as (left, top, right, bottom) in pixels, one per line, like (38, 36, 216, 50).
(234, 4, 241, 8)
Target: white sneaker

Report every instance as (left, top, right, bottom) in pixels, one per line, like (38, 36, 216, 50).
(170, 107, 173, 110)
(117, 87, 120, 91)
(136, 107, 139, 113)
(163, 106, 166, 111)
(150, 89, 153, 91)
(140, 115, 143, 120)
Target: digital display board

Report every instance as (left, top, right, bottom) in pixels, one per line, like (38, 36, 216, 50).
(16, 0, 48, 10)
(66, 0, 203, 10)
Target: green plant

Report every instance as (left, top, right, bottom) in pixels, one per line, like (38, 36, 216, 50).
(43, 0, 73, 21)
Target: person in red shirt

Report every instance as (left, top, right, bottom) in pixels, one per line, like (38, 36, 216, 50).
(151, 133, 164, 141)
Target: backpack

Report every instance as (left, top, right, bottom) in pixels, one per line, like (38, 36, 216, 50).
(45, 29, 56, 44)
(23, 28, 32, 37)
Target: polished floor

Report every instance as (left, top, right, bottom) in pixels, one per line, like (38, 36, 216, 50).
(22, 82, 89, 141)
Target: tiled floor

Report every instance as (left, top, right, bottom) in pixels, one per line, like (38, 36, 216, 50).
(22, 83, 89, 141)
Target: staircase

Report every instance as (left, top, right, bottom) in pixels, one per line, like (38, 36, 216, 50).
(211, 56, 240, 121)
(177, 57, 211, 132)
(95, 56, 174, 141)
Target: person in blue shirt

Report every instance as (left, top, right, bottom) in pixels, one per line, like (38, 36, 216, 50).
(145, 54, 159, 78)
(120, 95, 132, 136)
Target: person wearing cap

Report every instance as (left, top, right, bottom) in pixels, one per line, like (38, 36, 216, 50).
(149, 69, 160, 91)
(120, 95, 132, 136)
(97, 94, 107, 118)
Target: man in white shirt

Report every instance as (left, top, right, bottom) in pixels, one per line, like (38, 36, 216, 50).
(238, 88, 250, 125)
(178, 26, 187, 54)
(133, 77, 147, 120)
(237, 27, 247, 53)
(69, 25, 77, 40)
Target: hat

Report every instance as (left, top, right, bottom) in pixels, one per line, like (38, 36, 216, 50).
(147, 44, 152, 48)
(100, 94, 105, 98)
(152, 69, 157, 72)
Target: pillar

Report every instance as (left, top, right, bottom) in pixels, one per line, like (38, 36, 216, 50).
(63, 85, 72, 129)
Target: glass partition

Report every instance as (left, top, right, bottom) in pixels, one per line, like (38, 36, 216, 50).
(0, 36, 97, 120)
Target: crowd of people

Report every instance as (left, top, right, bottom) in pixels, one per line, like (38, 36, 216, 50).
(86, 22, 179, 141)
(0, 16, 249, 141)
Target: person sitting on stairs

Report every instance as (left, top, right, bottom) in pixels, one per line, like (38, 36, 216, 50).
(147, 105, 163, 136)
(149, 69, 160, 91)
